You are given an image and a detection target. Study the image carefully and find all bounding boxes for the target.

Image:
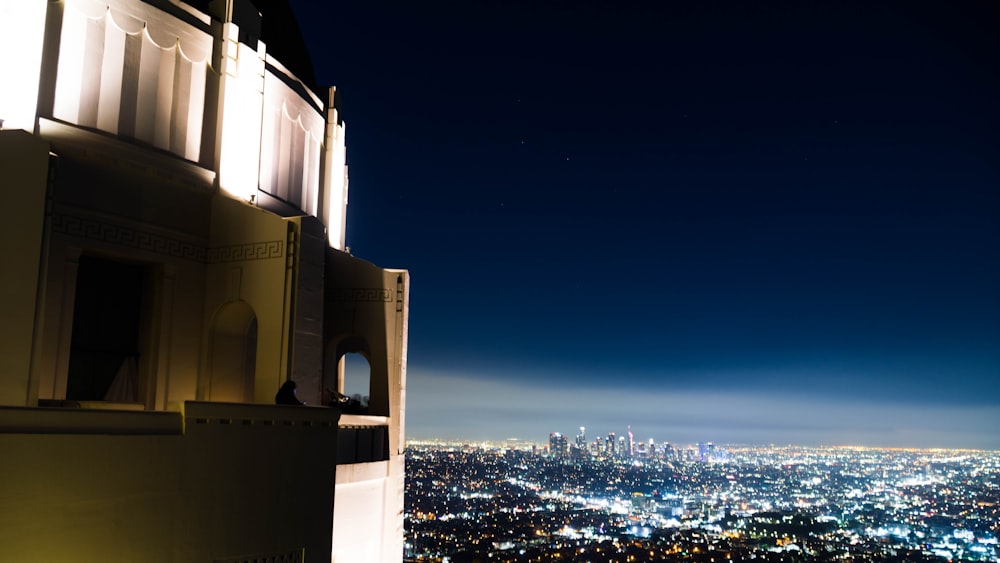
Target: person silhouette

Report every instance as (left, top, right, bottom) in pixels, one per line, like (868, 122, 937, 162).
(275, 380, 304, 405)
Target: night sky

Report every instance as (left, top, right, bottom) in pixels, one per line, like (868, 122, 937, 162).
(289, 1, 1000, 449)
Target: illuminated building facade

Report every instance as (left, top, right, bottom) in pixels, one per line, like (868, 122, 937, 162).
(0, 0, 407, 561)
(549, 432, 567, 458)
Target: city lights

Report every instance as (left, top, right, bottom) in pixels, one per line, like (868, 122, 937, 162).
(404, 440, 999, 562)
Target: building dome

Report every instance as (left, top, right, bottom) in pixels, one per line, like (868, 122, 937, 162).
(254, 0, 318, 90)
(183, 0, 318, 91)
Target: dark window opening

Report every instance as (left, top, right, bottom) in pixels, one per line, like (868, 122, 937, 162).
(66, 256, 145, 402)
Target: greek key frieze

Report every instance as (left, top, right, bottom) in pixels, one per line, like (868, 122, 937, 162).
(208, 240, 285, 263)
(51, 213, 284, 263)
(51, 214, 209, 262)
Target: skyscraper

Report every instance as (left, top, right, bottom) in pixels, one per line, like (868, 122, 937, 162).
(663, 441, 675, 461)
(550, 432, 568, 458)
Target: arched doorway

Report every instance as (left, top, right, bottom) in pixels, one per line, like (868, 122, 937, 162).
(340, 352, 371, 411)
(324, 335, 376, 414)
(205, 301, 257, 402)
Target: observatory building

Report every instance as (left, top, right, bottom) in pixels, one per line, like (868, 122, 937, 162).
(0, 0, 408, 561)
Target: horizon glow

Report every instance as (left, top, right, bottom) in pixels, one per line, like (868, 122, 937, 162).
(406, 369, 1000, 451)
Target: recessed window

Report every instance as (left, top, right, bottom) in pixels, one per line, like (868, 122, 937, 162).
(341, 352, 370, 413)
(67, 256, 145, 402)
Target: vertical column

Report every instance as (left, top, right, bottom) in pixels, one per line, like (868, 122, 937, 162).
(216, 19, 265, 200)
(0, 131, 51, 406)
(26, 154, 57, 407)
(394, 271, 409, 454)
(51, 248, 82, 400)
(277, 222, 298, 402)
(0, 0, 49, 131)
(150, 266, 176, 410)
(321, 88, 349, 250)
(289, 217, 327, 406)
(386, 269, 408, 563)
(95, 12, 126, 134)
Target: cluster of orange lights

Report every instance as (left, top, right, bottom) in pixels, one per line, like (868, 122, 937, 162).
(411, 511, 437, 521)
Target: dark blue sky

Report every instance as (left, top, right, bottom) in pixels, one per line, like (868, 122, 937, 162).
(291, 1, 1000, 448)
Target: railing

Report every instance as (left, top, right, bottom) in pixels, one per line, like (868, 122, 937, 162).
(0, 401, 341, 436)
(214, 547, 303, 563)
(337, 424, 390, 464)
(183, 401, 340, 430)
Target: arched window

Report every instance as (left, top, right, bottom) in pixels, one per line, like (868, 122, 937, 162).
(204, 301, 257, 402)
(340, 352, 370, 412)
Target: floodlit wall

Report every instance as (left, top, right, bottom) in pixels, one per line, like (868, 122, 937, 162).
(201, 195, 295, 404)
(0, 0, 47, 131)
(26, 123, 213, 410)
(260, 64, 325, 217)
(0, 402, 340, 563)
(332, 457, 407, 563)
(52, 0, 212, 163)
(333, 473, 389, 563)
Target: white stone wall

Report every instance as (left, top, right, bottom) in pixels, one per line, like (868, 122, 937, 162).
(259, 67, 324, 217)
(53, 0, 212, 162)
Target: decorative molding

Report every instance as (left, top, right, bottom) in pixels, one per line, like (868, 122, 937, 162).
(208, 240, 284, 263)
(330, 288, 392, 303)
(52, 213, 207, 261)
(51, 213, 284, 263)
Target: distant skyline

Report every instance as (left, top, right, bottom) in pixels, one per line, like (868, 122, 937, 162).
(405, 369, 1000, 450)
(290, 0, 1000, 449)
